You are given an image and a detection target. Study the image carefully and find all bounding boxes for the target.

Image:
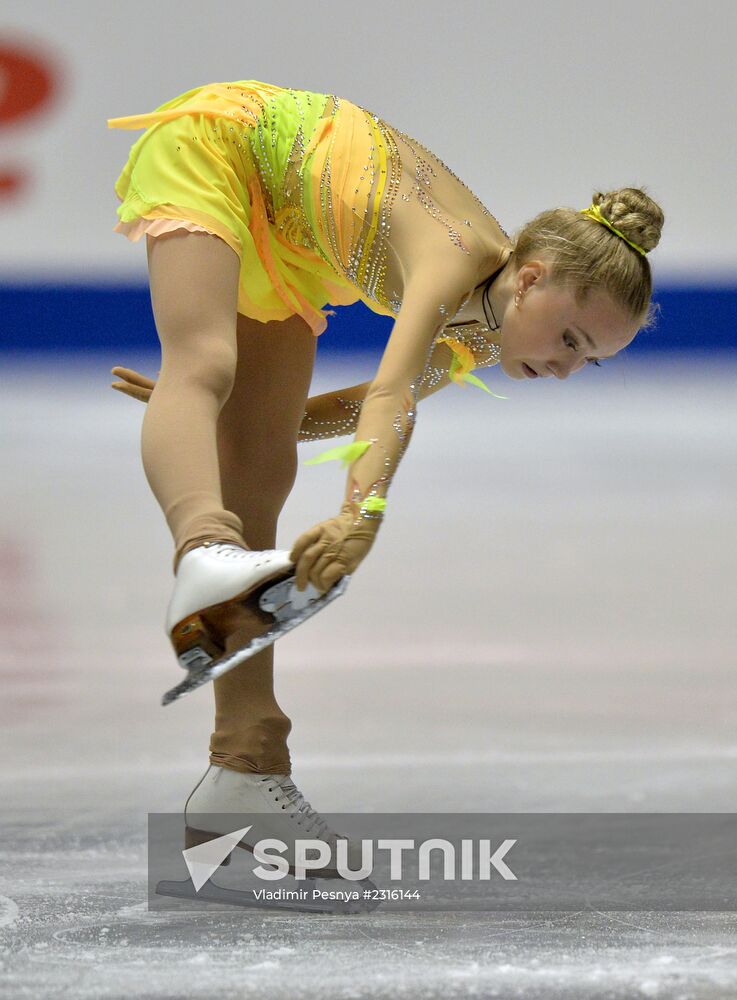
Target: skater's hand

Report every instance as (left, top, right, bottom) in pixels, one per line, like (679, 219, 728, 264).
(290, 502, 381, 594)
(110, 366, 157, 403)
(112, 366, 324, 446)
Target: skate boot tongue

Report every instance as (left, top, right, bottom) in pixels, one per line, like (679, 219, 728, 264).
(266, 775, 332, 840)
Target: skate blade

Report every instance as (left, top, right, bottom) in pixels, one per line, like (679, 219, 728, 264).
(155, 876, 375, 914)
(161, 574, 350, 705)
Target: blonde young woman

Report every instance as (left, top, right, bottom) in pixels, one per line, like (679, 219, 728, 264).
(107, 79, 663, 867)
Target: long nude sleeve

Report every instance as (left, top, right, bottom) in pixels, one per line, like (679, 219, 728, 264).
(290, 257, 500, 593)
(298, 382, 370, 442)
(335, 256, 480, 525)
(300, 319, 502, 443)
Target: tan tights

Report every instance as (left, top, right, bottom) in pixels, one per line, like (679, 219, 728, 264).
(143, 230, 317, 774)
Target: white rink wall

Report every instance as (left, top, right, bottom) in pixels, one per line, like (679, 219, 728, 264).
(0, 0, 736, 283)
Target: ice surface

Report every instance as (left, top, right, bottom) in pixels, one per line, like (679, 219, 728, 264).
(1, 354, 736, 998)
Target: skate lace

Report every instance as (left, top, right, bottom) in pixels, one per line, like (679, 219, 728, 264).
(262, 775, 332, 840)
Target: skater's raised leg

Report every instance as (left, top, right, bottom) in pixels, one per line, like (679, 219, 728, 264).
(143, 230, 247, 572)
(145, 231, 306, 680)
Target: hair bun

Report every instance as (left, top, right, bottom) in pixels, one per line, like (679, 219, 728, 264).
(592, 188, 664, 254)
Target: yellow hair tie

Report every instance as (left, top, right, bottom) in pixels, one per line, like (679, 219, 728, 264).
(580, 204, 647, 256)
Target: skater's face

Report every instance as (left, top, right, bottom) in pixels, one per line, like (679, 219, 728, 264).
(498, 260, 639, 380)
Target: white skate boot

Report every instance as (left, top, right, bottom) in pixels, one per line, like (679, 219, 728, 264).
(184, 764, 363, 872)
(162, 543, 350, 705)
(155, 765, 377, 913)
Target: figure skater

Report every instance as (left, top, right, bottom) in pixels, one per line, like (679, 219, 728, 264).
(107, 79, 664, 873)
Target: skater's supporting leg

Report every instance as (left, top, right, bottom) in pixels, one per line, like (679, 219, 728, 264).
(142, 231, 247, 572)
(210, 311, 317, 775)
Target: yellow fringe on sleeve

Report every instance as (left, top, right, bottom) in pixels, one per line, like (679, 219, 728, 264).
(435, 337, 508, 399)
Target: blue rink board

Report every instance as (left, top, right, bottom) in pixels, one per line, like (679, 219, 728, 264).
(0, 282, 734, 355)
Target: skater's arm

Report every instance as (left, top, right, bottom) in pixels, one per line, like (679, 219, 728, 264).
(111, 329, 493, 440)
(297, 323, 500, 440)
(298, 382, 371, 441)
(290, 255, 477, 592)
(339, 258, 481, 513)
(110, 366, 370, 440)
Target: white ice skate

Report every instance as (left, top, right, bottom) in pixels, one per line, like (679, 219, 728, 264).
(162, 543, 350, 705)
(155, 765, 379, 913)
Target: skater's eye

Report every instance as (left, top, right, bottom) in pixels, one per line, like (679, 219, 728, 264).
(564, 331, 602, 366)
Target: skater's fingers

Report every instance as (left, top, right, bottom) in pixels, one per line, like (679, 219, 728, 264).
(310, 549, 345, 594)
(294, 557, 316, 592)
(294, 538, 330, 591)
(111, 366, 155, 390)
(110, 366, 155, 403)
(313, 562, 343, 594)
(289, 525, 324, 564)
(111, 381, 152, 403)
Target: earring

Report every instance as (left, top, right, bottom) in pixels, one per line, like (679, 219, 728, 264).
(514, 291, 522, 307)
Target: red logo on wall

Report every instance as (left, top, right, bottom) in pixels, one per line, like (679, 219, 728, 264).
(0, 41, 62, 200)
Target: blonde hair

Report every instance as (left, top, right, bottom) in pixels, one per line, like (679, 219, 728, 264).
(511, 187, 665, 328)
